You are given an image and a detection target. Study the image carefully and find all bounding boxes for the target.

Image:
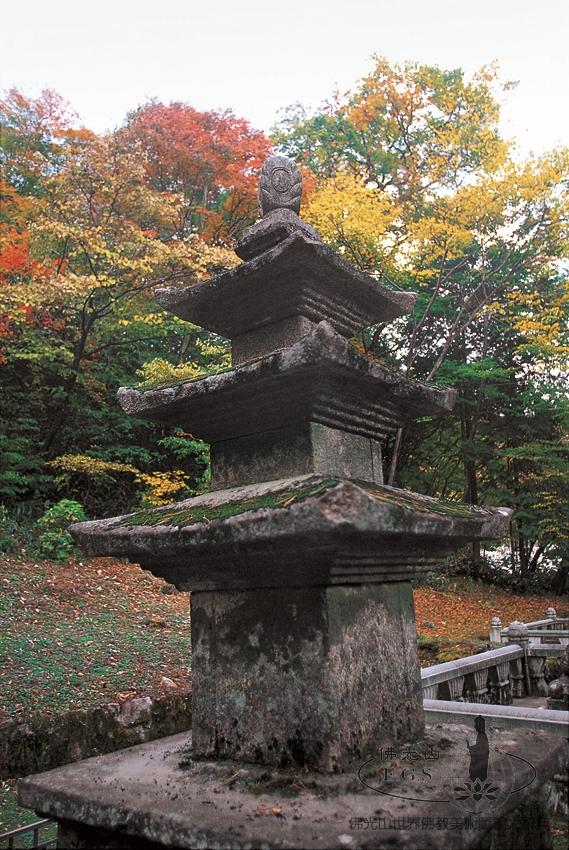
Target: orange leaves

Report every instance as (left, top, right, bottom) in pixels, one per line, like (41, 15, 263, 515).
(414, 580, 569, 642)
(0, 227, 58, 286)
(124, 101, 272, 241)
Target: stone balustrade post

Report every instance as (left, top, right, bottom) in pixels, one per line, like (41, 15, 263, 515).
(527, 656, 548, 696)
(473, 668, 489, 703)
(496, 660, 513, 704)
(509, 658, 525, 698)
(490, 615, 502, 643)
(448, 674, 464, 702)
(507, 621, 531, 696)
(423, 684, 437, 700)
(546, 607, 557, 633)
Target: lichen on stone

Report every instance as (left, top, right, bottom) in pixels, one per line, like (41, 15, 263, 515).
(359, 483, 486, 519)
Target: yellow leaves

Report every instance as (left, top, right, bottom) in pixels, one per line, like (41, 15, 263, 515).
(48, 455, 191, 508)
(502, 282, 569, 364)
(407, 216, 472, 268)
(137, 470, 190, 507)
(118, 312, 167, 328)
(304, 172, 400, 270)
(26, 132, 236, 306)
(136, 358, 209, 386)
(136, 341, 231, 388)
(344, 57, 508, 191)
(49, 455, 139, 479)
(483, 300, 507, 317)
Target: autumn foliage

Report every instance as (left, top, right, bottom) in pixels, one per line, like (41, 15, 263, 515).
(123, 101, 271, 243)
(0, 63, 568, 590)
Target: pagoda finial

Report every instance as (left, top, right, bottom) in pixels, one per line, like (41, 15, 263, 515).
(259, 155, 302, 217)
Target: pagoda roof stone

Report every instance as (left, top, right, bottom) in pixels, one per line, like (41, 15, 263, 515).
(69, 473, 512, 591)
(155, 233, 415, 339)
(117, 321, 455, 443)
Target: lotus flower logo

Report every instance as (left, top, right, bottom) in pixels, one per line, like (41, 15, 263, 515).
(453, 777, 501, 804)
(359, 714, 535, 817)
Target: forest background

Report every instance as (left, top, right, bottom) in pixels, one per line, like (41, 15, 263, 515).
(1, 57, 568, 592)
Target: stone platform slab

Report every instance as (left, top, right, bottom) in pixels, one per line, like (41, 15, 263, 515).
(18, 727, 567, 849)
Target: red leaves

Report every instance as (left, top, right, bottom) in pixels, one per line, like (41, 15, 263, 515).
(124, 101, 272, 241)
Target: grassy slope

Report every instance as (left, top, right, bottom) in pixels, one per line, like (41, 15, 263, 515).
(0, 555, 567, 840)
(0, 556, 191, 723)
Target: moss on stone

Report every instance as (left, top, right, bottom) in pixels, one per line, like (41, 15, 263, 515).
(112, 479, 340, 529)
(359, 483, 482, 519)
(111, 477, 485, 531)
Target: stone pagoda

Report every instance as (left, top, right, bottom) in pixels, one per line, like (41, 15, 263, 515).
(19, 157, 565, 849)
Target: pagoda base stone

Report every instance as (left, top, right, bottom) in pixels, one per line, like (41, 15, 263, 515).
(210, 423, 383, 489)
(191, 582, 421, 770)
(18, 727, 566, 850)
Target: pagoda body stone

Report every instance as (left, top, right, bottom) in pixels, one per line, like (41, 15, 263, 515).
(22, 156, 560, 850)
(155, 234, 415, 364)
(118, 321, 456, 488)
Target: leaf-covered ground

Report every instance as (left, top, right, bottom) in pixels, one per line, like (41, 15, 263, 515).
(414, 580, 569, 663)
(1, 556, 568, 723)
(1, 555, 568, 840)
(0, 555, 191, 724)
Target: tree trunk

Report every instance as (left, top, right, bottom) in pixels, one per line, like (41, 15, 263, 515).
(387, 427, 404, 486)
(464, 458, 481, 575)
(43, 317, 93, 455)
(518, 535, 529, 583)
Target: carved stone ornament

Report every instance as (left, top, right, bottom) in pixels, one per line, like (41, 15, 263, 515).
(259, 155, 302, 216)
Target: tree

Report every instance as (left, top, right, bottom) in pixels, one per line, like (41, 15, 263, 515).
(123, 101, 271, 244)
(0, 91, 237, 514)
(274, 57, 569, 580)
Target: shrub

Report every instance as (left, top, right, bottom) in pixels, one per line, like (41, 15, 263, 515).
(418, 570, 451, 591)
(36, 499, 86, 561)
(417, 634, 440, 653)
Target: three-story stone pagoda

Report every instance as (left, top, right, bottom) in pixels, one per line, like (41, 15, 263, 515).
(19, 157, 564, 850)
(69, 155, 509, 770)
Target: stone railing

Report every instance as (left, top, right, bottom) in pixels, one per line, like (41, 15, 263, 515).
(421, 645, 523, 704)
(421, 642, 569, 737)
(489, 607, 569, 645)
(422, 641, 567, 704)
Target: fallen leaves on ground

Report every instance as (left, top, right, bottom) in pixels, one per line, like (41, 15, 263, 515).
(413, 579, 568, 662)
(1, 556, 567, 723)
(0, 555, 191, 722)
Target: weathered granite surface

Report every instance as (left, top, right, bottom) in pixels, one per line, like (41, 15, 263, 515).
(155, 235, 415, 342)
(235, 207, 321, 262)
(210, 423, 384, 489)
(69, 474, 512, 590)
(231, 314, 317, 365)
(191, 582, 423, 769)
(18, 726, 567, 849)
(258, 156, 302, 217)
(118, 322, 456, 449)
